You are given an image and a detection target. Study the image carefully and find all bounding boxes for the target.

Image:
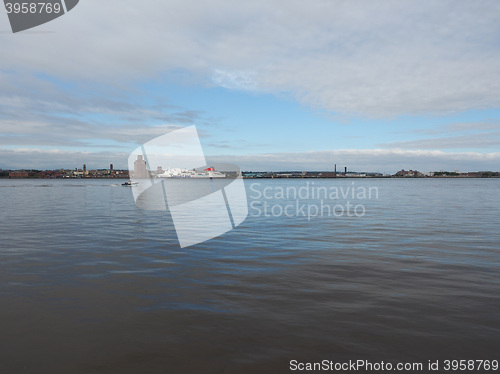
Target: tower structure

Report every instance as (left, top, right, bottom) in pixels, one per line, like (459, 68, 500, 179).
(133, 155, 149, 179)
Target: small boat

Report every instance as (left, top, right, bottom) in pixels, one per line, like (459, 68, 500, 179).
(122, 180, 138, 186)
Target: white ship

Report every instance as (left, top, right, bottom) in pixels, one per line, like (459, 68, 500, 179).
(157, 167, 225, 179)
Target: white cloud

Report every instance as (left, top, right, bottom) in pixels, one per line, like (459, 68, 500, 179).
(212, 70, 259, 90)
(0, 80, 210, 147)
(0, 148, 128, 170)
(380, 132, 500, 150)
(1, 0, 499, 116)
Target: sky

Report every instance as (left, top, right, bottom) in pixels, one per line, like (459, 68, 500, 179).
(1, 0, 500, 173)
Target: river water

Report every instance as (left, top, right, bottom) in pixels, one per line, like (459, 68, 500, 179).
(0, 178, 499, 373)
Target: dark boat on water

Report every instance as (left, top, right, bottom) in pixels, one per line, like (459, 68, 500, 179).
(122, 180, 138, 186)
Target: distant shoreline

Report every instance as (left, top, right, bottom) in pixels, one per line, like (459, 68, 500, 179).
(1, 175, 499, 179)
(242, 176, 500, 179)
(2, 169, 499, 179)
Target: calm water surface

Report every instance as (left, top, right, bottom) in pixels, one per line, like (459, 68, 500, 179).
(0, 178, 499, 373)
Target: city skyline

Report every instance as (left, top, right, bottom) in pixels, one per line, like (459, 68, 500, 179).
(2, 161, 499, 177)
(1, 1, 500, 173)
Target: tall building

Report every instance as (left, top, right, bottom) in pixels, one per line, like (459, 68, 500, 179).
(133, 155, 149, 179)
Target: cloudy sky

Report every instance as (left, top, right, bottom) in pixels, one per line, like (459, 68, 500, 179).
(1, 0, 500, 173)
